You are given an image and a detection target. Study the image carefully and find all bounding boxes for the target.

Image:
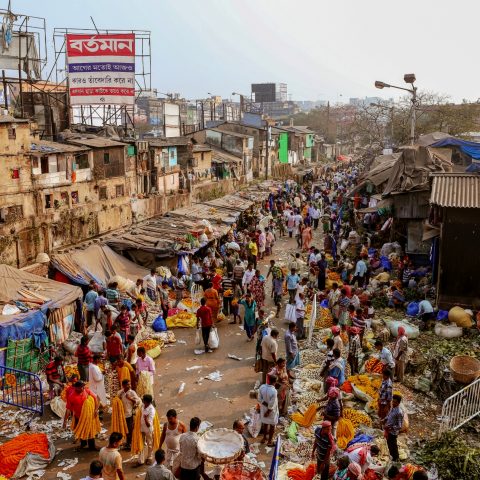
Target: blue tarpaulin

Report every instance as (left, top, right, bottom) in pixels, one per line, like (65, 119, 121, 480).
(0, 309, 47, 349)
(431, 138, 480, 160)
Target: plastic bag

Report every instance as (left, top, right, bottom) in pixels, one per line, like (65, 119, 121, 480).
(88, 332, 105, 354)
(195, 328, 201, 346)
(434, 323, 463, 339)
(387, 320, 419, 339)
(406, 302, 419, 317)
(152, 315, 167, 332)
(247, 407, 262, 438)
(436, 310, 448, 321)
(208, 327, 219, 349)
(320, 299, 329, 308)
(285, 303, 296, 322)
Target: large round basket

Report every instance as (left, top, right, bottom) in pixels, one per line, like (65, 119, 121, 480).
(197, 428, 244, 465)
(449, 355, 480, 384)
(220, 461, 266, 480)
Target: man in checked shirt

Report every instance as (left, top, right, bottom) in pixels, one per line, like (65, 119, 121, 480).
(383, 394, 404, 462)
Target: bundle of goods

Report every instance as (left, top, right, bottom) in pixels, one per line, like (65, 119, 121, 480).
(290, 404, 318, 428)
(315, 308, 333, 329)
(364, 358, 383, 374)
(448, 306, 474, 328)
(138, 338, 163, 359)
(137, 370, 154, 398)
(342, 408, 373, 428)
(64, 364, 80, 380)
(109, 397, 128, 441)
(220, 462, 266, 480)
(287, 463, 316, 480)
(72, 396, 101, 440)
(109, 275, 135, 293)
(197, 429, 244, 464)
(166, 311, 197, 328)
(336, 417, 355, 449)
(347, 374, 382, 402)
(0, 433, 51, 478)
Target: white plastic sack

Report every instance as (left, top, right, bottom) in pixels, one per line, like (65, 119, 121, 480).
(247, 407, 262, 438)
(434, 323, 463, 339)
(63, 332, 83, 355)
(195, 328, 201, 346)
(208, 327, 219, 349)
(340, 239, 349, 251)
(50, 396, 66, 418)
(351, 383, 373, 403)
(285, 303, 296, 322)
(387, 320, 420, 339)
(88, 332, 105, 354)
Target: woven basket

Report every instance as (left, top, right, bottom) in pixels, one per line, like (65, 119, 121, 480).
(449, 355, 480, 384)
(198, 428, 244, 465)
(220, 462, 266, 480)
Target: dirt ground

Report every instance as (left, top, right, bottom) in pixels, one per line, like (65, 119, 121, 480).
(39, 230, 315, 479)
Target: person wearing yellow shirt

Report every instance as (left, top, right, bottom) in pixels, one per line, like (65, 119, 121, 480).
(247, 238, 258, 269)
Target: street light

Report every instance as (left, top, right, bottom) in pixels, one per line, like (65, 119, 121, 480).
(375, 74, 417, 145)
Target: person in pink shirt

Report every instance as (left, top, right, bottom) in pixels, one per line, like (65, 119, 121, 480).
(136, 347, 156, 388)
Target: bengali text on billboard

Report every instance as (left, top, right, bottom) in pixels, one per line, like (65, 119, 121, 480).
(66, 33, 135, 106)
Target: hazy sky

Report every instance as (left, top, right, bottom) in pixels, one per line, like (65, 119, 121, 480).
(16, 0, 478, 103)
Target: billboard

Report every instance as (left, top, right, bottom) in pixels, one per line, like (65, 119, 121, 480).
(66, 33, 135, 106)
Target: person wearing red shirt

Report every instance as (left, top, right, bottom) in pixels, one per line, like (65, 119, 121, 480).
(116, 305, 131, 343)
(196, 298, 214, 353)
(106, 325, 123, 362)
(75, 336, 92, 382)
(63, 381, 99, 451)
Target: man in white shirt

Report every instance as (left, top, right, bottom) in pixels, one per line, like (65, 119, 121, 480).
(295, 277, 308, 302)
(375, 340, 395, 370)
(143, 269, 158, 302)
(179, 417, 203, 479)
(89, 354, 107, 409)
(137, 394, 156, 466)
(80, 460, 104, 480)
(260, 329, 279, 384)
(295, 293, 306, 340)
(242, 264, 255, 290)
(118, 379, 141, 449)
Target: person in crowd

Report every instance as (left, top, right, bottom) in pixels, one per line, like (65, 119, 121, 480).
(378, 369, 393, 421)
(383, 394, 404, 462)
(285, 322, 300, 372)
(268, 358, 291, 416)
(233, 260, 245, 293)
(159, 409, 187, 472)
(286, 268, 300, 304)
(75, 336, 92, 382)
(328, 348, 345, 387)
(389, 286, 406, 309)
(129, 304, 141, 337)
(221, 272, 235, 316)
(247, 237, 258, 268)
(289, 252, 303, 272)
(179, 417, 204, 480)
(345, 462, 364, 480)
(260, 328, 279, 384)
(158, 281, 170, 321)
(331, 325, 344, 354)
(295, 292, 306, 340)
(135, 394, 156, 467)
(46, 355, 65, 399)
(317, 253, 328, 291)
(63, 381, 100, 451)
(105, 326, 123, 363)
(375, 340, 396, 371)
(196, 298, 214, 354)
(137, 346, 156, 386)
(345, 444, 382, 474)
(347, 327, 361, 375)
(233, 419, 250, 458)
(116, 305, 131, 344)
(242, 263, 255, 292)
(332, 456, 350, 480)
(172, 271, 188, 308)
(239, 292, 257, 341)
(191, 257, 204, 287)
(352, 308, 367, 342)
(94, 291, 108, 329)
(203, 282, 221, 323)
(89, 354, 107, 413)
(352, 256, 367, 288)
(99, 432, 125, 480)
(144, 269, 158, 302)
(302, 223, 313, 251)
(125, 334, 137, 367)
(258, 374, 279, 447)
(84, 284, 98, 331)
(146, 449, 176, 480)
(257, 229, 266, 260)
(337, 288, 351, 328)
(393, 326, 409, 382)
(105, 282, 121, 309)
(311, 420, 336, 480)
(417, 298, 434, 329)
(249, 269, 265, 308)
(324, 387, 341, 437)
(80, 460, 104, 480)
(118, 378, 141, 449)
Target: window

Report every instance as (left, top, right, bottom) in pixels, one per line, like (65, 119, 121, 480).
(201, 152, 204, 161)
(10, 168, 19, 179)
(7, 127, 16, 139)
(32, 157, 39, 169)
(115, 184, 124, 197)
(75, 153, 89, 170)
(71, 191, 79, 205)
(45, 194, 52, 209)
(41, 156, 49, 174)
(103, 152, 110, 164)
(99, 187, 107, 200)
(60, 191, 69, 206)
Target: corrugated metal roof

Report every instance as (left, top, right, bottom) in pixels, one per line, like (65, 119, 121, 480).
(430, 173, 480, 208)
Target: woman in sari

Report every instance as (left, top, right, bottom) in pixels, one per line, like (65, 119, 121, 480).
(204, 282, 221, 322)
(249, 270, 265, 309)
(239, 293, 257, 341)
(268, 358, 291, 416)
(302, 225, 313, 252)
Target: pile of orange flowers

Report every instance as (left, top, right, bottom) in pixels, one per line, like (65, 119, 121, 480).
(0, 433, 49, 478)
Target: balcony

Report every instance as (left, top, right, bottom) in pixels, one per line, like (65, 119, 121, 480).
(32, 168, 92, 188)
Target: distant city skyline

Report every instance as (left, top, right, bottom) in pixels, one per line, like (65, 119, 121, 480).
(12, 0, 480, 104)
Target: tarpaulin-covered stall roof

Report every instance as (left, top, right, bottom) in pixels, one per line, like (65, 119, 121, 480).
(51, 244, 149, 287)
(431, 137, 480, 160)
(0, 265, 82, 355)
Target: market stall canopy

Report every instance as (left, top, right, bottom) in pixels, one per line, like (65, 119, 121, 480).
(430, 136, 480, 160)
(0, 264, 82, 324)
(50, 244, 149, 287)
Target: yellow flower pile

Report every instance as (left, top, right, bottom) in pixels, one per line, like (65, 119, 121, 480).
(342, 408, 373, 428)
(290, 404, 318, 428)
(138, 339, 159, 350)
(64, 364, 79, 379)
(336, 417, 355, 449)
(315, 308, 333, 329)
(348, 374, 382, 400)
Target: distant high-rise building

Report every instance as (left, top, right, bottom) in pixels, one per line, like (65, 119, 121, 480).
(251, 83, 288, 103)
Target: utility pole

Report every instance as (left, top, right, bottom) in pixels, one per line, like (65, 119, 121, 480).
(265, 123, 269, 180)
